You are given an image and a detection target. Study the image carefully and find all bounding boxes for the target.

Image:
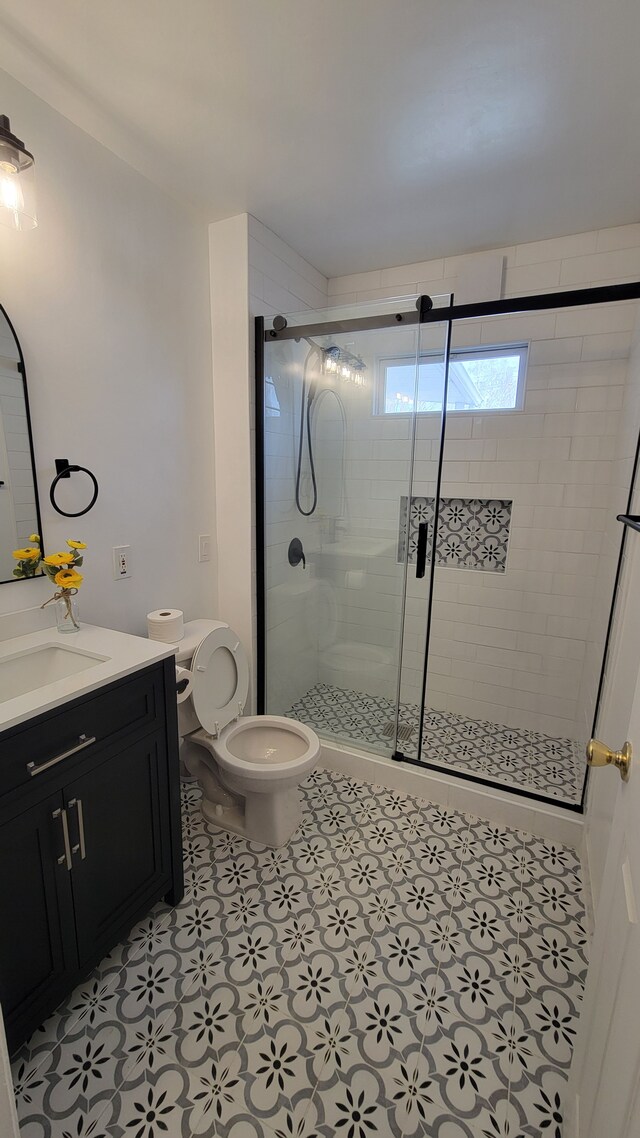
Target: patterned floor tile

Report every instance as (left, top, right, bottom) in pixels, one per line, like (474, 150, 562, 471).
(510, 1064, 568, 1138)
(12, 773, 588, 1138)
(311, 1062, 395, 1137)
(15, 1021, 128, 1132)
(287, 683, 585, 805)
(424, 1020, 517, 1119)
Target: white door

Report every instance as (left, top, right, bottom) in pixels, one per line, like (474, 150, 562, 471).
(567, 533, 640, 1136)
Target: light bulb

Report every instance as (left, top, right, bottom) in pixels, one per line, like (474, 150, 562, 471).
(0, 117, 36, 230)
(0, 163, 24, 218)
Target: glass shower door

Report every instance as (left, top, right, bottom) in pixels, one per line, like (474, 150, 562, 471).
(259, 299, 450, 758)
(393, 316, 451, 760)
(408, 291, 640, 807)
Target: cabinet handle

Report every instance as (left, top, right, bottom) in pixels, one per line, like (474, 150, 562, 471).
(53, 807, 72, 871)
(68, 797, 87, 860)
(26, 734, 96, 777)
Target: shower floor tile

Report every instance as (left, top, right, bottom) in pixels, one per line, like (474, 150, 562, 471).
(287, 682, 585, 806)
(12, 774, 588, 1138)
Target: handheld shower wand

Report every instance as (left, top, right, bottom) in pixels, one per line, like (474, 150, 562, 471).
(294, 339, 366, 517)
(295, 345, 319, 516)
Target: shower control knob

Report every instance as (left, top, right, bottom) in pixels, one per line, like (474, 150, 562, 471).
(288, 538, 306, 569)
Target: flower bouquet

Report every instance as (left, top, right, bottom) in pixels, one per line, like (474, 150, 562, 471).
(12, 535, 86, 632)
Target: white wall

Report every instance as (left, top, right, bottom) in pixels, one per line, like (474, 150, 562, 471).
(209, 214, 252, 673)
(209, 212, 327, 709)
(248, 217, 328, 710)
(0, 69, 216, 632)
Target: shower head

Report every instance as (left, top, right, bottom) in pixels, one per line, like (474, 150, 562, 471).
(322, 345, 367, 386)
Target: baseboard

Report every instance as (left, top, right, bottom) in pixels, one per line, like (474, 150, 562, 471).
(563, 1090, 580, 1138)
(579, 832, 596, 939)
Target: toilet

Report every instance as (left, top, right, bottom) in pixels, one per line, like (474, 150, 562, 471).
(175, 620, 320, 847)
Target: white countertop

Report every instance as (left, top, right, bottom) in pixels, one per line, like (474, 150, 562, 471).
(0, 623, 176, 733)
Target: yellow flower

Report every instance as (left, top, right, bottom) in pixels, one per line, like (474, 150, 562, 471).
(66, 540, 87, 550)
(54, 569, 83, 589)
(28, 534, 40, 544)
(43, 552, 71, 567)
(13, 547, 40, 560)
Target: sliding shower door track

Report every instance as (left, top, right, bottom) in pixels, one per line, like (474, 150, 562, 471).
(392, 749, 584, 812)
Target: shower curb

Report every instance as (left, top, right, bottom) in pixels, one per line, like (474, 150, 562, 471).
(320, 740, 584, 851)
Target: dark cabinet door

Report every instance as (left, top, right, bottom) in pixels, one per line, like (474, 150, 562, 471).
(0, 791, 77, 1050)
(65, 733, 170, 968)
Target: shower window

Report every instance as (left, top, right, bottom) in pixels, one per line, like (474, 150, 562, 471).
(377, 343, 527, 414)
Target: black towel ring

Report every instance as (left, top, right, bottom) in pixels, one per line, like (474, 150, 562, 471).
(49, 459, 99, 518)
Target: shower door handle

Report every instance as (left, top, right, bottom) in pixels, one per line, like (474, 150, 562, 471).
(415, 522, 429, 579)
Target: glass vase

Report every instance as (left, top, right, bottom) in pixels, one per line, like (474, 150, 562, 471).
(55, 592, 80, 633)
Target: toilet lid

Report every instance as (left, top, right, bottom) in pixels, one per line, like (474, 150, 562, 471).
(191, 625, 250, 736)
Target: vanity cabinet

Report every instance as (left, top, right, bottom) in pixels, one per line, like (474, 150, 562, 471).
(0, 657, 183, 1054)
(0, 790, 78, 1043)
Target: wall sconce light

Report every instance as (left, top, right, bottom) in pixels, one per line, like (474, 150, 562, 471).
(0, 115, 37, 231)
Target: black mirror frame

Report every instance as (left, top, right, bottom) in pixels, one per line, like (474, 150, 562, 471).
(0, 302, 45, 584)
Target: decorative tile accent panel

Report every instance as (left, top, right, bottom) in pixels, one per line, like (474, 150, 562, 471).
(398, 496, 512, 572)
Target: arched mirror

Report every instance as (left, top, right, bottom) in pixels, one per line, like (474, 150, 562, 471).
(0, 305, 43, 582)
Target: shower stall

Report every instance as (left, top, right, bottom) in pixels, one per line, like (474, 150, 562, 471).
(255, 282, 640, 810)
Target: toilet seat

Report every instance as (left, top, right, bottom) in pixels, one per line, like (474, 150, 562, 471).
(191, 625, 250, 736)
(211, 715, 320, 778)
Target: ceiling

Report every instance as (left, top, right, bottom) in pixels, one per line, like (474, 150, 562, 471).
(0, 0, 638, 278)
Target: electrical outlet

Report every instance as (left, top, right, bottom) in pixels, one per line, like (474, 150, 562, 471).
(198, 534, 211, 563)
(113, 545, 131, 579)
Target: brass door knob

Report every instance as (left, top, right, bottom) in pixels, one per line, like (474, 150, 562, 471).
(586, 738, 632, 782)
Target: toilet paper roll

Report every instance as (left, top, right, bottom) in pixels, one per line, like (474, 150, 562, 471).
(175, 665, 193, 703)
(344, 570, 366, 590)
(147, 608, 184, 643)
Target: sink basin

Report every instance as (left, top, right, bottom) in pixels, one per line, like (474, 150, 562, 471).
(0, 643, 109, 703)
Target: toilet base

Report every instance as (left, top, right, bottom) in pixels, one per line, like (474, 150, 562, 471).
(182, 734, 305, 847)
(200, 797, 246, 837)
(200, 787, 303, 847)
